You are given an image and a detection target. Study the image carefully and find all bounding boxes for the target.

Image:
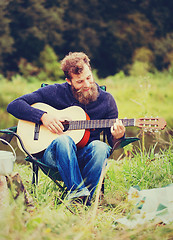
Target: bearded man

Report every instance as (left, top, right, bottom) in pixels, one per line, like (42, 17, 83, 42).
(7, 52, 125, 204)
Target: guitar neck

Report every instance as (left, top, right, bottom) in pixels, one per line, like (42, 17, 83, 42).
(67, 118, 135, 130)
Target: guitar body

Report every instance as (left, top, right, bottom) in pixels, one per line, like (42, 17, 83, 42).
(16, 103, 166, 155)
(17, 103, 90, 154)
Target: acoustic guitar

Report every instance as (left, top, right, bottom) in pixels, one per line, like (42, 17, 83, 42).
(17, 103, 167, 154)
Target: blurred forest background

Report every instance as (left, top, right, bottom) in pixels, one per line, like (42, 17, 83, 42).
(1, 0, 173, 78)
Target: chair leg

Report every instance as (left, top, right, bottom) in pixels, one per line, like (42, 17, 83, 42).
(32, 162, 39, 185)
(101, 178, 105, 195)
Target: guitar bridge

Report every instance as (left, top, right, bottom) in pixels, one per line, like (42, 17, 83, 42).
(34, 123, 40, 140)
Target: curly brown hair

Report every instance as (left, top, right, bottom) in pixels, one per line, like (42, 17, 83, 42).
(61, 52, 91, 80)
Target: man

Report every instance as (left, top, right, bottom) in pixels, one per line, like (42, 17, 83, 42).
(7, 52, 125, 204)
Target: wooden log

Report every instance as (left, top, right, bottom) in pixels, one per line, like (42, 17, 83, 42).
(0, 173, 34, 211)
(6, 172, 34, 209)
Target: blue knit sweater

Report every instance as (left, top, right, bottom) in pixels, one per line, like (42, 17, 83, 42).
(7, 82, 119, 147)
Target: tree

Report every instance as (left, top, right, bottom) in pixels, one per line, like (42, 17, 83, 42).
(7, 0, 64, 72)
(139, 0, 173, 37)
(1, 0, 173, 77)
(0, 0, 14, 72)
(62, 0, 155, 77)
(153, 33, 173, 70)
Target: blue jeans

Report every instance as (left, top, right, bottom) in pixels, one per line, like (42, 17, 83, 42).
(42, 135, 111, 200)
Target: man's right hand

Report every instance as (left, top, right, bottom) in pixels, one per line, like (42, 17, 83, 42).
(40, 113, 64, 134)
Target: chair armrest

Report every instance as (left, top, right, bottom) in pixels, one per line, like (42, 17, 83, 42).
(111, 137, 140, 152)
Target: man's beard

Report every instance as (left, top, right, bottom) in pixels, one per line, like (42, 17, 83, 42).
(71, 82, 99, 105)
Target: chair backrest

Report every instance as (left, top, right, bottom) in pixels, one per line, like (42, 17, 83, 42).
(41, 83, 106, 91)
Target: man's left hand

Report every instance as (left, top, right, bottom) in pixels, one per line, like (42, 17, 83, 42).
(111, 119, 125, 140)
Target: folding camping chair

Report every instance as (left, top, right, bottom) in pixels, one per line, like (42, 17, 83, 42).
(0, 83, 139, 198)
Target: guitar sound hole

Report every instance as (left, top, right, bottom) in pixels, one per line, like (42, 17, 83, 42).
(63, 120, 69, 132)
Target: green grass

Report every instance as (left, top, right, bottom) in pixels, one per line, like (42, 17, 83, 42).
(0, 71, 173, 239)
(0, 70, 173, 129)
(0, 145, 172, 239)
(102, 72, 173, 128)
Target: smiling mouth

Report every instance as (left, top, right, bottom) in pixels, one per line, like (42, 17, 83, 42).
(83, 88, 90, 91)
(76, 87, 90, 93)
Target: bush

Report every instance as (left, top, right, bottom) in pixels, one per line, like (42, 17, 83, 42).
(129, 61, 150, 77)
(37, 45, 64, 81)
(128, 47, 155, 76)
(18, 45, 64, 82)
(153, 33, 173, 70)
(18, 58, 39, 78)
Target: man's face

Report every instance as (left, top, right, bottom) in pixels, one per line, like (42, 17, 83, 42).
(66, 64, 98, 105)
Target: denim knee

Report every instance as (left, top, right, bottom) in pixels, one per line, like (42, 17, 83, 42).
(90, 140, 111, 158)
(51, 135, 77, 152)
(42, 135, 76, 167)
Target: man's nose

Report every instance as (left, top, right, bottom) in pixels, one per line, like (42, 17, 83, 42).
(83, 80, 90, 88)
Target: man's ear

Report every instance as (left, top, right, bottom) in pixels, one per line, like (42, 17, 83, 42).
(66, 78, 71, 85)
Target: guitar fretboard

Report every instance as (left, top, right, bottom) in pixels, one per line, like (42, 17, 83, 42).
(67, 118, 135, 130)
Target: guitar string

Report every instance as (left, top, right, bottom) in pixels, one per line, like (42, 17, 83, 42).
(68, 119, 135, 130)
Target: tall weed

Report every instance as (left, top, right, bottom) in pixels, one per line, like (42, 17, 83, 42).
(106, 146, 173, 194)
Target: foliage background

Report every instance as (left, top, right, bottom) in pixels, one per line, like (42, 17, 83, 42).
(0, 0, 173, 78)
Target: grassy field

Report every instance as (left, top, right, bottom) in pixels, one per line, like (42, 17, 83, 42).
(0, 71, 173, 239)
(0, 70, 173, 129)
(0, 145, 173, 239)
(101, 71, 173, 128)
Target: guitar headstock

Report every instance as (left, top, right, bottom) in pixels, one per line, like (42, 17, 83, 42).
(135, 117, 167, 131)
